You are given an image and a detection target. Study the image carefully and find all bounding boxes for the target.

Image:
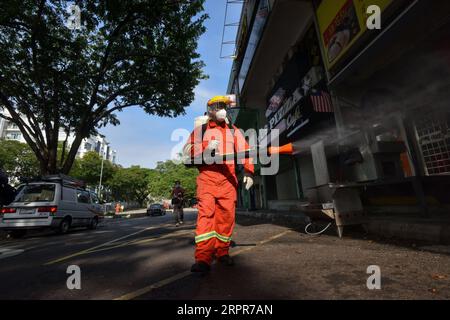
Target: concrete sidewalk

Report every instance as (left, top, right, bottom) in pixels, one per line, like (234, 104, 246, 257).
(237, 209, 450, 245)
(365, 215, 450, 244)
(237, 209, 310, 227)
(137, 214, 450, 300)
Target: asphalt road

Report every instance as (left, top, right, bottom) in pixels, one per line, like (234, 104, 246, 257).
(0, 209, 449, 300)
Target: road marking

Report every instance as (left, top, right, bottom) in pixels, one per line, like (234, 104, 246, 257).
(114, 229, 292, 300)
(85, 229, 195, 255)
(230, 230, 292, 257)
(44, 224, 175, 266)
(114, 271, 192, 301)
(0, 248, 25, 259)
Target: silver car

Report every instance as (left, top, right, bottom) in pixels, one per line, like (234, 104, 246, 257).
(0, 175, 103, 238)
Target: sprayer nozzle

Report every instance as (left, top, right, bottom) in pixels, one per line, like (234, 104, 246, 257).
(268, 143, 294, 155)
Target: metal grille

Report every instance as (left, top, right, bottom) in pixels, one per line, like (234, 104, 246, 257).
(415, 111, 450, 175)
(220, 0, 244, 59)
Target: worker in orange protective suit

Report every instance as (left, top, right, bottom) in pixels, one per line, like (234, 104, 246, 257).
(183, 95, 254, 274)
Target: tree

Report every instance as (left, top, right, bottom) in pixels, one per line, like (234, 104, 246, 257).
(148, 160, 198, 201)
(0, 0, 207, 175)
(70, 151, 116, 187)
(109, 165, 151, 207)
(0, 139, 40, 184)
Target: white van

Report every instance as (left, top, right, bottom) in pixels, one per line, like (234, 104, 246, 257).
(0, 175, 103, 238)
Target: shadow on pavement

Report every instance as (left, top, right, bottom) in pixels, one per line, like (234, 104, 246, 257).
(235, 212, 448, 256)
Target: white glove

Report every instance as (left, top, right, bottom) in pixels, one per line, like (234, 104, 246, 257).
(206, 140, 220, 151)
(243, 176, 254, 190)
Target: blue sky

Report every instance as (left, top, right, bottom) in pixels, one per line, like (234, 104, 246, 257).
(99, 0, 242, 168)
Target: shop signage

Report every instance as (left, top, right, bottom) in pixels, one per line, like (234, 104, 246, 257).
(267, 66, 325, 132)
(268, 87, 303, 130)
(316, 0, 393, 70)
(286, 100, 312, 138)
(266, 87, 286, 119)
(266, 85, 333, 140)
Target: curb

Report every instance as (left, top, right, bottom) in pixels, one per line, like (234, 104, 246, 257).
(237, 210, 308, 226)
(237, 209, 450, 245)
(366, 218, 450, 244)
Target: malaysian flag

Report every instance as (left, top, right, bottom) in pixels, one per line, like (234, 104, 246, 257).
(310, 90, 334, 113)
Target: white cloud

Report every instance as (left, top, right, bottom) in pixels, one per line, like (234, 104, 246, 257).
(191, 85, 216, 112)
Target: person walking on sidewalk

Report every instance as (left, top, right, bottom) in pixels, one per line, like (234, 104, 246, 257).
(171, 180, 185, 226)
(183, 95, 254, 274)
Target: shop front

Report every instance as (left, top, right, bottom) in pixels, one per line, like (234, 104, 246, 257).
(312, 0, 450, 211)
(228, 0, 319, 210)
(262, 25, 337, 210)
(231, 18, 338, 211)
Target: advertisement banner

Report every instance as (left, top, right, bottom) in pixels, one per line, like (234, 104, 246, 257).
(316, 0, 393, 70)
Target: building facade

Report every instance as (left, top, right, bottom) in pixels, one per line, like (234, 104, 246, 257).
(0, 115, 117, 164)
(228, 0, 450, 213)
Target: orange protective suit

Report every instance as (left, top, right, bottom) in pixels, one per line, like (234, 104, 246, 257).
(186, 120, 254, 265)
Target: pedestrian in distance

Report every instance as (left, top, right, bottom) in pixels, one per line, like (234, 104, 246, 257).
(171, 181, 185, 227)
(115, 202, 121, 217)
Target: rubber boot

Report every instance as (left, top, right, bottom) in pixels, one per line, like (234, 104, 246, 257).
(191, 261, 211, 273)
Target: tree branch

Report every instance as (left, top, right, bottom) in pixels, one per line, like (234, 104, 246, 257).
(30, 0, 51, 147)
(13, 95, 47, 149)
(92, 77, 157, 122)
(87, 11, 137, 111)
(0, 91, 46, 163)
(96, 103, 137, 121)
(0, 113, 14, 122)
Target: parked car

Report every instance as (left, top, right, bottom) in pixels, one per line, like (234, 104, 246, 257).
(147, 203, 166, 216)
(0, 175, 103, 238)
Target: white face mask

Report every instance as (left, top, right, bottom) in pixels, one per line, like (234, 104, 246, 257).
(215, 109, 227, 122)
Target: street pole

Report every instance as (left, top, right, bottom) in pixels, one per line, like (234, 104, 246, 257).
(98, 149, 105, 201)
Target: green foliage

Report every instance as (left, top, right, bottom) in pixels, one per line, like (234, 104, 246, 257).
(0, 139, 40, 184)
(70, 151, 116, 187)
(0, 137, 200, 205)
(0, 0, 208, 174)
(108, 165, 151, 207)
(105, 160, 198, 207)
(148, 160, 198, 201)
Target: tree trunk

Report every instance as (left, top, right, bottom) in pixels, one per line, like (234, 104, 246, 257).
(60, 128, 70, 167)
(60, 130, 85, 174)
(39, 160, 49, 177)
(48, 140, 58, 174)
(39, 128, 59, 175)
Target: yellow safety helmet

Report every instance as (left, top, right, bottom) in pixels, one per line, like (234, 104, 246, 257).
(207, 95, 232, 107)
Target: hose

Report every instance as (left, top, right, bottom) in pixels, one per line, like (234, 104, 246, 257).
(305, 222, 333, 236)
